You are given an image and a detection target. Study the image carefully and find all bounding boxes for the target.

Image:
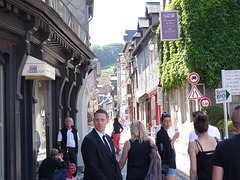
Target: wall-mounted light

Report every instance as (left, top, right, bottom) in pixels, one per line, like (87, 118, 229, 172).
(148, 38, 154, 51)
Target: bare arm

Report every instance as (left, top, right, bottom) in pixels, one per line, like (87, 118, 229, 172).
(119, 140, 130, 170)
(212, 166, 224, 180)
(188, 142, 197, 180)
(171, 132, 179, 148)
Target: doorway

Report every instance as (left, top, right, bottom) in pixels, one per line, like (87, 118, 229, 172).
(34, 80, 52, 165)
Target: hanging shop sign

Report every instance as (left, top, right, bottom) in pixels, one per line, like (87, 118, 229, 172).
(22, 55, 55, 80)
(160, 11, 180, 41)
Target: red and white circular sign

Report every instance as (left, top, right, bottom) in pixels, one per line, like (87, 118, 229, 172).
(200, 98, 211, 109)
(188, 72, 200, 84)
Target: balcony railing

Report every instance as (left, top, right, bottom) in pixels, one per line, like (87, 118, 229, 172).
(42, 0, 88, 45)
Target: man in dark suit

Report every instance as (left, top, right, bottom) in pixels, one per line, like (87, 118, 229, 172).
(81, 109, 123, 180)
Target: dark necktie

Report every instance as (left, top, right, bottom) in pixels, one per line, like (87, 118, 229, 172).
(102, 135, 112, 153)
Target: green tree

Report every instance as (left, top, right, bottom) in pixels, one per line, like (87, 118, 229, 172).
(157, 0, 240, 94)
(91, 43, 124, 69)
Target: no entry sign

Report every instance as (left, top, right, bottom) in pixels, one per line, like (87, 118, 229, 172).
(188, 72, 200, 84)
(200, 98, 211, 108)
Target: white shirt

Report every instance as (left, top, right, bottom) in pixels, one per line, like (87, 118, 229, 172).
(155, 125, 175, 139)
(94, 128, 112, 152)
(188, 125, 221, 142)
(57, 129, 80, 148)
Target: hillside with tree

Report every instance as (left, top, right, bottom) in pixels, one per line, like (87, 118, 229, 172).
(90, 43, 124, 69)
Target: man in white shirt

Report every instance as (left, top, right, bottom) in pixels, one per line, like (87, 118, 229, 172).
(188, 111, 221, 142)
(57, 117, 80, 174)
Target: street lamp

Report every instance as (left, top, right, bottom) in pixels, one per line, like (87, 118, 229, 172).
(148, 38, 154, 51)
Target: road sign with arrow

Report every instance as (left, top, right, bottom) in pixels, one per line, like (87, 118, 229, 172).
(215, 88, 232, 104)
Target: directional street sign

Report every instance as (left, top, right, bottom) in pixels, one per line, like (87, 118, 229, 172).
(188, 72, 200, 84)
(215, 88, 232, 104)
(200, 97, 211, 108)
(188, 85, 203, 100)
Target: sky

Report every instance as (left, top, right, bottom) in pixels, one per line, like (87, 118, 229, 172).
(89, 0, 159, 46)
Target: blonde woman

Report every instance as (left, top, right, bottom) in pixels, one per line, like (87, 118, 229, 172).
(119, 120, 154, 180)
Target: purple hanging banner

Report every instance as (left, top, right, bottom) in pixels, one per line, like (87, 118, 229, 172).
(160, 11, 180, 41)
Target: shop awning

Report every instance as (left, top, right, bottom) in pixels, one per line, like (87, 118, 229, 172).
(22, 55, 55, 80)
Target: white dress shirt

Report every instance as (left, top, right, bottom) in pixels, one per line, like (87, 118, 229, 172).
(57, 129, 80, 147)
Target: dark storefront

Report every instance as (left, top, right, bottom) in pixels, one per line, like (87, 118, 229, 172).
(0, 0, 94, 179)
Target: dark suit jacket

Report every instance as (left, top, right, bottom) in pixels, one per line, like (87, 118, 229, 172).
(81, 128, 123, 180)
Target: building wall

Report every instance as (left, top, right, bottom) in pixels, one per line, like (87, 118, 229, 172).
(76, 77, 90, 169)
(0, 1, 94, 179)
(137, 36, 159, 100)
(43, 0, 91, 45)
(99, 73, 110, 85)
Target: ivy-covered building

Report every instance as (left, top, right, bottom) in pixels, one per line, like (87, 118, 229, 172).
(0, 0, 94, 179)
(157, 0, 240, 144)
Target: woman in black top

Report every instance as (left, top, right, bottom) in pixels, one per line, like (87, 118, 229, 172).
(156, 112, 176, 180)
(119, 120, 154, 180)
(113, 117, 124, 154)
(188, 115, 218, 180)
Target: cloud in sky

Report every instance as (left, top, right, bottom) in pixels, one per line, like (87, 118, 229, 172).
(89, 0, 159, 46)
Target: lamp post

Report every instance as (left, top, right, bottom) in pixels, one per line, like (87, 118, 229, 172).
(148, 38, 154, 136)
(148, 38, 155, 52)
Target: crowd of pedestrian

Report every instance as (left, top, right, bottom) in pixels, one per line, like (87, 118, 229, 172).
(37, 105, 240, 180)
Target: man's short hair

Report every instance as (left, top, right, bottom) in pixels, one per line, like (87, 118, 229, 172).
(94, 109, 108, 118)
(50, 148, 59, 157)
(192, 111, 204, 118)
(65, 117, 73, 122)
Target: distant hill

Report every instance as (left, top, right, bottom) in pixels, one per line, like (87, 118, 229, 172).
(90, 43, 124, 69)
(101, 66, 115, 75)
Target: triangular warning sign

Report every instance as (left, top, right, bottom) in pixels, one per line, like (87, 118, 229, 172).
(188, 85, 203, 100)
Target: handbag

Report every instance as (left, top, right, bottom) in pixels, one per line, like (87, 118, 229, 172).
(161, 164, 169, 174)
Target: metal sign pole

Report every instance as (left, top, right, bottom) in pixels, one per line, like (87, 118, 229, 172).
(221, 69, 228, 138)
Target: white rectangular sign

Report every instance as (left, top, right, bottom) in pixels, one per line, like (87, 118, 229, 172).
(157, 87, 163, 105)
(223, 70, 240, 95)
(215, 88, 232, 104)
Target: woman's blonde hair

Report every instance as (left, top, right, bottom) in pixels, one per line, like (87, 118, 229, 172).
(130, 120, 149, 143)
